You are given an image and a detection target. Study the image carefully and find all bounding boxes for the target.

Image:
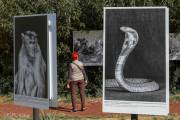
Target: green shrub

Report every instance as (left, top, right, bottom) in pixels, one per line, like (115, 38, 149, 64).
(0, 0, 180, 96)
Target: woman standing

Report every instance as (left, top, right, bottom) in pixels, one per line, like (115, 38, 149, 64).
(67, 51, 88, 112)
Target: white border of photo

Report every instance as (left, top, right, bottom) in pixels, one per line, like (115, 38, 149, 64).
(102, 7, 169, 115)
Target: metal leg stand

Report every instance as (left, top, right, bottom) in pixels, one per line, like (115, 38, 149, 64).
(131, 114, 138, 120)
(33, 108, 40, 120)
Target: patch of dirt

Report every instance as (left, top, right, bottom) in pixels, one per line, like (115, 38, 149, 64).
(170, 102, 180, 114)
(0, 101, 180, 117)
(49, 101, 112, 117)
(0, 103, 32, 117)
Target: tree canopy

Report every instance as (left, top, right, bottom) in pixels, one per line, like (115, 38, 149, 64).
(0, 0, 179, 95)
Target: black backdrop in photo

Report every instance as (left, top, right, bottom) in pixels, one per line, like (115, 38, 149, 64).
(14, 15, 48, 98)
(105, 9, 166, 102)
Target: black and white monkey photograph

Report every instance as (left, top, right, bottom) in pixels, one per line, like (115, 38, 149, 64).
(14, 16, 48, 98)
(15, 31, 46, 97)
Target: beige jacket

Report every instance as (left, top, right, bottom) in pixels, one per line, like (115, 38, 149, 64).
(69, 60, 88, 81)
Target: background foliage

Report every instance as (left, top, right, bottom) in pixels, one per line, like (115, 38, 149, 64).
(0, 0, 180, 96)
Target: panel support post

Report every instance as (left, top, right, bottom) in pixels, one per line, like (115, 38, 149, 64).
(33, 108, 40, 120)
(131, 114, 138, 120)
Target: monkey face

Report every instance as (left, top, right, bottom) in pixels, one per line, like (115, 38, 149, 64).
(22, 31, 38, 58)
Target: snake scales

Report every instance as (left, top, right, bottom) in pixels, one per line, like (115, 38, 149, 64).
(114, 27, 159, 92)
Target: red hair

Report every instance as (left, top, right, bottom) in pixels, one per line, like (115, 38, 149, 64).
(72, 51, 78, 61)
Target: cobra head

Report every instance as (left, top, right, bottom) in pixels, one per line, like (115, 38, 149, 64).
(120, 26, 139, 55)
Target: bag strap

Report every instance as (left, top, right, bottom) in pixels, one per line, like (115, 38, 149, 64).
(72, 62, 87, 80)
(72, 62, 82, 71)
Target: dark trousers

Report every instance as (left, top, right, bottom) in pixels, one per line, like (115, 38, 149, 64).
(70, 80, 85, 110)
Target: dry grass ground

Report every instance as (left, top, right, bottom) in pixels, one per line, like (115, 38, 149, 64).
(0, 94, 180, 120)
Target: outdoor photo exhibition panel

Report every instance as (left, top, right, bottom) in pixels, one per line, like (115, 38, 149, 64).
(14, 14, 57, 109)
(73, 31, 103, 66)
(169, 33, 180, 60)
(103, 7, 169, 115)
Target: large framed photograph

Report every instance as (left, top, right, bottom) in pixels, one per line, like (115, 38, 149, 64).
(73, 31, 103, 66)
(169, 33, 180, 60)
(103, 7, 169, 115)
(14, 14, 57, 108)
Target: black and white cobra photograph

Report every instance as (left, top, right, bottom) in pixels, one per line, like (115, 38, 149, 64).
(14, 15, 48, 99)
(73, 31, 103, 66)
(103, 7, 169, 115)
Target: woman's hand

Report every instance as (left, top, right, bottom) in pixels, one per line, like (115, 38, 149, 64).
(67, 84, 70, 89)
(84, 80, 88, 86)
(67, 80, 71, 89)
